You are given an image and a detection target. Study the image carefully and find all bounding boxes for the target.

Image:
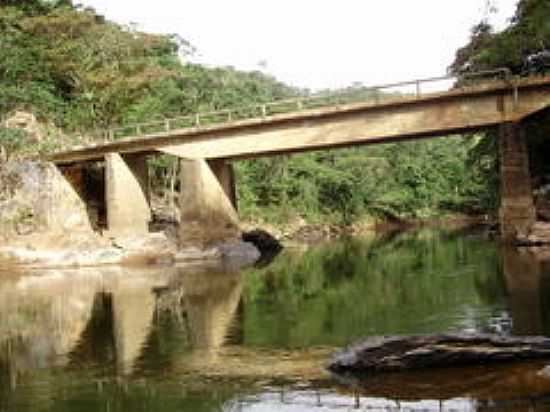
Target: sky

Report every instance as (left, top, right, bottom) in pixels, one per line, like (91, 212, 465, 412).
(76, 0, 519, 91)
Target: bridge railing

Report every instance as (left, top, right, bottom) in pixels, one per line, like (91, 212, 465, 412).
(77, 68, 512, 144)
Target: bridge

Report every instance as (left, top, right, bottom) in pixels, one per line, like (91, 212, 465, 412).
(46, 71, 550, 244)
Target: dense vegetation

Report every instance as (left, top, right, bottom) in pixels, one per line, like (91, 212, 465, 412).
(0, 0, 548, 226)
(450, 0, 550, 196)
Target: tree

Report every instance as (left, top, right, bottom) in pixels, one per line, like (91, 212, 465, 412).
(449, 0, 550, 215)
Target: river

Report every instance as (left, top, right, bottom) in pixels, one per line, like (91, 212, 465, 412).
(0, 228, 550, 411)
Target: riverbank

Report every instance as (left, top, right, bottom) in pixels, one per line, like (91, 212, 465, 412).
(2, 213, 549, 270)
(241, 214, 492, 243)
(0, 231, 262, 270)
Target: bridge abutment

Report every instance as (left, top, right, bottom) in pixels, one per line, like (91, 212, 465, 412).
(178, 158, 240, 247)
(104, 153, 151, 237)
(498, 122, 536, 241)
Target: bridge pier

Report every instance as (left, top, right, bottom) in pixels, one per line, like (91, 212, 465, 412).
(104, 153, 151, 237)
(498, 122, 536, 241)
(179, 158, 239, 247)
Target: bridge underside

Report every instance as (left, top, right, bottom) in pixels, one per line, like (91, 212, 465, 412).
(49, 77, 550, 244)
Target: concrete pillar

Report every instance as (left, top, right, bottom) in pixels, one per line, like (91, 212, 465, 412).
(179, 158, 240, 247)
(498, 122, 536, 241)
(207, 159, 238, 210)
(104, 153, 151, 237)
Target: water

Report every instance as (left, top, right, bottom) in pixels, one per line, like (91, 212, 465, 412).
(1, 228, 550, 411)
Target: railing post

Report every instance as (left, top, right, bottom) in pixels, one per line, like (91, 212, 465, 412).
(136, 125, 142, 135)
(415, 80, 421, 98)
(297, 100, 303, 110)
(165, 119, 170, 132)
(227, 111, 232, 122)
(261, 105, 267, 118)
(195, 114, 200, 126)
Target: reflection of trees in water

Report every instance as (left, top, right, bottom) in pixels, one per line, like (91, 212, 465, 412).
(243, 228, 506, 347)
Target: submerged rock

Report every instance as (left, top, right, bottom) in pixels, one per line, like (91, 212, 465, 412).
(217, 240, 261, 263)
(328, 334, 550, 375)
(173, 240, 261, 271)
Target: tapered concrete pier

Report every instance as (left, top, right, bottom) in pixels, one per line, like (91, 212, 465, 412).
(498, 122, 536, 240)
(179, 158, 240, 247)
(105, 153, 151, 237)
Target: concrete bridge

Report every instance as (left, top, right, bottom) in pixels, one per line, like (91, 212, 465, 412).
(47, 72, 550, 243)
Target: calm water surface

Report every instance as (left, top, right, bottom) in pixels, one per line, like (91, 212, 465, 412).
(1, 228, 550, 411)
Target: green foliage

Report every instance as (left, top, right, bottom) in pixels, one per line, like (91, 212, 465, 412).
(451, 0, 550, 74)
(0, 127, 28, 160)
(450, 0, 550, 205)
(236, 136, 493, 224)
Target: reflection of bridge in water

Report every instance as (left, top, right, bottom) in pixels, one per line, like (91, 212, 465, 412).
(228, 388, 550, 412)
(0, 266, 243, 378)
(0, 250, 550, 410)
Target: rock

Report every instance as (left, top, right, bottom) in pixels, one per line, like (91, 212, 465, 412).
(0, 161, 93, 235)
(175, 247, 221, 262)
(174, 241, 261, 269)
(328, 334, 550, 375)
(111, 232, 175, 253)
(242, 229, 283, 254)
(217, 240, 261, 264)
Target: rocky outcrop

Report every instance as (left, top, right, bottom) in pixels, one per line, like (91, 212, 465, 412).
(328, 334, 550, 375)
(0, 161, 92, 235)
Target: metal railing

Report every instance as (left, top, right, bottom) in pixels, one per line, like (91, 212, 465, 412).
(74, 68, 512, 145)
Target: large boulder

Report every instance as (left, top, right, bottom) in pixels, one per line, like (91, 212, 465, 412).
(328, 334, 550, 375)
(0, 161, 93, 235)
(242, 228, 282, 254)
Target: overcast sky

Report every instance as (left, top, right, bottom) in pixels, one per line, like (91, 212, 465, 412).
(76, 0, 518, 90)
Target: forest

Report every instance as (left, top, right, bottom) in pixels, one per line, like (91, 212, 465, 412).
(0, 0, 549, 226)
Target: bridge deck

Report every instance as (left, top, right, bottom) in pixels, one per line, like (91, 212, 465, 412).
(48, 75, 550, 165)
